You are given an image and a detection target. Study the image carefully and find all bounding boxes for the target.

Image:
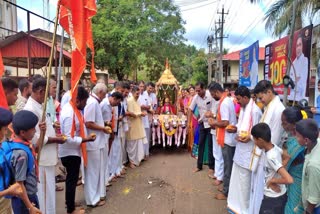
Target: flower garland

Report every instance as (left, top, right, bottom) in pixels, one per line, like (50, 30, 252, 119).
(161, 121, 177, 136)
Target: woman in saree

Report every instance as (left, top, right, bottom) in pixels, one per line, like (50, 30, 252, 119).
(281, 107, 305, 214)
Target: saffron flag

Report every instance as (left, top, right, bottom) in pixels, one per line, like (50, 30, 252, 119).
(0, 50, 9, 109)
(58, 0, 97, 166)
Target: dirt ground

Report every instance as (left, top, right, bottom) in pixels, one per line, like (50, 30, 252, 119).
(56, 147, 227, 214)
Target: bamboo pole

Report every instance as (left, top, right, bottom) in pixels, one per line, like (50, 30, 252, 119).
(37, 4, 60, 165)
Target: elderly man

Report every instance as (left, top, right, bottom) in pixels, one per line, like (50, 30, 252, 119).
(24, 76, 66, 214)
(84, 83, 110, 207)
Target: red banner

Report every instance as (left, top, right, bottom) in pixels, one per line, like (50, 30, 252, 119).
(264, 25, 313, 101)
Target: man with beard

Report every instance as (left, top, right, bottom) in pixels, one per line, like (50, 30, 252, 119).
(208, 83, 237, 200)
(16, 78, 32, 112)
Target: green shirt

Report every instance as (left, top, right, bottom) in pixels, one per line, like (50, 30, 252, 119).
(302, 140, 320, 209)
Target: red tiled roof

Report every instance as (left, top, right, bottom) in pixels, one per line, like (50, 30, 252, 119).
(108, 78, 116, 84)
(223, 47, 265, 61)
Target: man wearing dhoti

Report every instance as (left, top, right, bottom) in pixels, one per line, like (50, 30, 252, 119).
(126, 86, 147, 168)
(249, 80, 285, 213)
(227, 86, 262, 213)
(84, 83, 110, 207)
(102, 91, 124, 183)
(24, 77, 66, 214)
(138, 82, 156, 160)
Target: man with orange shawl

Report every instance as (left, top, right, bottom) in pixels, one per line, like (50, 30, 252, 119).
(208, 83, 237, 200)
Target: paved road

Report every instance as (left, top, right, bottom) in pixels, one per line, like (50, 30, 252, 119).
(56, 147, 227, 214)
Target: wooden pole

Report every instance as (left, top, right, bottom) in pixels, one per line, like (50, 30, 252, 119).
(37, 4, 60, 165)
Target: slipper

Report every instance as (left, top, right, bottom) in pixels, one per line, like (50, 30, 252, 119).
(55, 185, 64, 191)
(55, 174, 66, 183)
(76, 180, 82, 186)
(88, 200, 105, 208)
(208, 174, 216, 179)
(214, 193, 227, 200)
(217, 186, 223, 192)
(213, 180, 223, 186)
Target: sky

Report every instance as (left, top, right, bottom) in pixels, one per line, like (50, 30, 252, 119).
(16, 0, 319, 54)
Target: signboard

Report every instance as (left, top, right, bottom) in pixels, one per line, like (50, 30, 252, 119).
(264, 25, 313, 101)
(239, 41, 259, 89)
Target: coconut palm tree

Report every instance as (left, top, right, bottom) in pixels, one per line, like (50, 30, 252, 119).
(264, 0, 320, 37)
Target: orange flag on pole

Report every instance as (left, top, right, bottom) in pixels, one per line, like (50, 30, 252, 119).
(0, 50, 9, 109)
(58, 0, 97, 166)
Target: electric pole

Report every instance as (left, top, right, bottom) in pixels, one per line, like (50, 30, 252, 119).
(207, 34, 214, 84)
(217, 7, 228, 85)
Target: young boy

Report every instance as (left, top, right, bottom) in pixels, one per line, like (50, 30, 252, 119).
(0, 107, 23, 214)
(10, 110, 42, 214)
(251, 123, 294, 214)
(295, 119, 320, 214)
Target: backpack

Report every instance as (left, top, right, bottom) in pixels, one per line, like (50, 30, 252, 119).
(0, 141, 34, 197)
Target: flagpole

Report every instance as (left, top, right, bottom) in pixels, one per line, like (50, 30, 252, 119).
(37, 3, 61, 165)
(56, 29, 64, 100)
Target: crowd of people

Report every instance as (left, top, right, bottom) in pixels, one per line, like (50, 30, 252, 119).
(0, 75, 320, 214)
(0, 76, 159, 214)
(184, 80, 320, 214)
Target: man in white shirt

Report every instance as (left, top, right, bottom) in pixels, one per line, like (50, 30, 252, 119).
(188, 82, 215, 174)
(100, 91, 123, 183)
(59, 86, 95, 214)
(289, 35, 309, 101)
(208, 82, 237, 200)
(84, 83, 110, 207)
(250, 80, 285, 213)
(24, 77, 66, 214)
(138, 82, 157, 159)
(15, 78, 32, 112)
(227, 86, 262, 213)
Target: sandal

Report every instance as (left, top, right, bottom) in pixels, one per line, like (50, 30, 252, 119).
(55, 185, 64, 191)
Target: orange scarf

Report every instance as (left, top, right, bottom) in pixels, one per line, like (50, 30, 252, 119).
(69, 101, 87, 167)
(216, 93, 227, 147)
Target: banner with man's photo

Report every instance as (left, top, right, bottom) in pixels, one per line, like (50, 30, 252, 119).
(264, 25, 313, 101)
(239, 41, 259, 89)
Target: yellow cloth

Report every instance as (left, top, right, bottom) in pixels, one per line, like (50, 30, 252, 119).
(126, 96, 145, 141)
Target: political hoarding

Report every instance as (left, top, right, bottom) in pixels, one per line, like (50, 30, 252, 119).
(264, 25, 313, 101)
(239, 41, 259, 89)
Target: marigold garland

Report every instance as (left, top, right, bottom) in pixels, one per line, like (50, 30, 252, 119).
(161, 122, 177, 136)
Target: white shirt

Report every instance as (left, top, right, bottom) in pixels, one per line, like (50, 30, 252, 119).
(24, 97, 58, 166)
(58, 102, 84, 158)
(219, 96, 237, 147)
(250, 59, 259, 89)
(233, 102, 262, 169)
(84, 93, 107, 150)
(138, 91, 154, 128)
(60, 90, 71, 109)
(189, 90, 213, 128)
(100, 97, 113, 123)
(264, 145, 286, 198)
(289, 53, 309, 101)
(210, 99, 219, 135)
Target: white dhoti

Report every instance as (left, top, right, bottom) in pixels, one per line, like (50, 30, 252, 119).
(84, 149, 106, 205)
(37, 165, 56, 214)
(144, 128, 150, 156)
(126, 138, 145, 166)
(120, 136, 128, 164)
(80, 156, 85, 184)
(228, 163, 251, 214)
(108, 136, 122, 180)
(212, 135, 224, 181)
(103, 145, 110, 186)
(249, 154, 265, 214)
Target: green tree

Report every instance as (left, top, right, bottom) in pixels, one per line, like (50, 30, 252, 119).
(93, 0, 186, 80)
(264, 0, 320, 37)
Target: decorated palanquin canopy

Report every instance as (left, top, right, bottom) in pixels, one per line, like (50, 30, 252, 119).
(156, 59, 178, 86)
